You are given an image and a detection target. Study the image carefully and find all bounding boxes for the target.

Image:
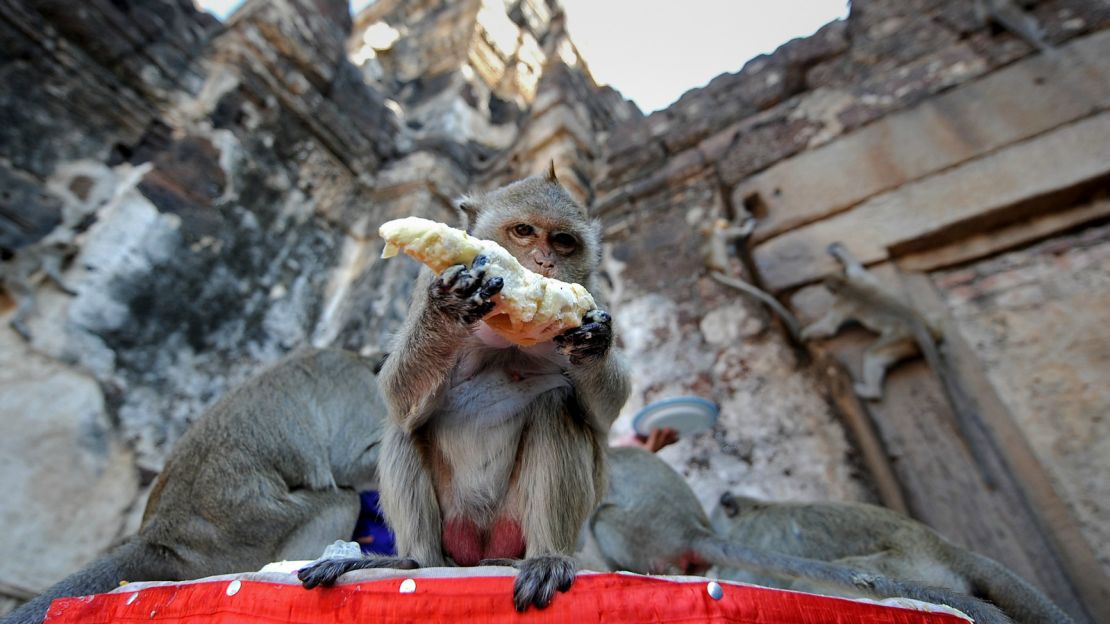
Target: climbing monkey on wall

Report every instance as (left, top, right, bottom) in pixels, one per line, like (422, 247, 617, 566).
(297, 170, 632, 612)
(799, 242, 943, 401)
(799, 242, 1002, 484)
(582, 447, 1070, 624)
(2, 349, 386, 624)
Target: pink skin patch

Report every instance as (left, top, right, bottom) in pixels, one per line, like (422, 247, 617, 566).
(443, 517, 482, 567)
(483, 517, 526, 560)
(677, 550, 711, 576)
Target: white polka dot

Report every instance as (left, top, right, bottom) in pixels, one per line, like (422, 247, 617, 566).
(226, 580, 242, 596)
(125, 592, 139, 605)
(707, 581, 724, 600)
(399, 578, 417, 594)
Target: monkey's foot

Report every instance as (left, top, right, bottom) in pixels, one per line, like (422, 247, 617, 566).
(512, 555, 576, 612)
(297, 556, 418, 589)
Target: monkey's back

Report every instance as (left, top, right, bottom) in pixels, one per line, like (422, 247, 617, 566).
(137, 348, 384, 577)
(711, 499, 969, 592)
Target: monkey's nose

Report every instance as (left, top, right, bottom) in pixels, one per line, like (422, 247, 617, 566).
(532, 258, 555, 275)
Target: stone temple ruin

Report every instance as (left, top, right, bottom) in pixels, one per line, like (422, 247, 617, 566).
(0, 0, 1107, 621)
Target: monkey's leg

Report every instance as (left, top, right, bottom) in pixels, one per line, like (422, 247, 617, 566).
(275, 489, 361, 562)
(855, 336, 919, 400)
(509, 414, 597, 611)
(377, 425, 446, 567)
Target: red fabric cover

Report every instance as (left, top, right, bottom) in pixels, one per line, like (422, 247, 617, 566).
(45, 573, 970, 623)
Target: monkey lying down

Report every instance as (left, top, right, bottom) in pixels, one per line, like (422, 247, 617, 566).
(581, 447, 1073, 624)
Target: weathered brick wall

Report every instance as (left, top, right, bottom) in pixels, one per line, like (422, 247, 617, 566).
(591, 0, 1110, 621)
(935, 220, 1110, 579)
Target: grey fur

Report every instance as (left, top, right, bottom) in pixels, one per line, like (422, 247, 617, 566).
(579, 447, 1046, 624)
(802, 242, 1001, 486)
(318, 175, 630, 611)
(2, 348, 384, 624)
(712, 494, 1074, 624)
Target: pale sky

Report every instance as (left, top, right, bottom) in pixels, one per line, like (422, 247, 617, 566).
(193, 0, 848, 113)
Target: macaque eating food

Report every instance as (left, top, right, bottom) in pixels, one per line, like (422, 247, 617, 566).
(379, 217, 596, 346)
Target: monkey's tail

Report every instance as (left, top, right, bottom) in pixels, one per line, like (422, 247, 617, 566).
(1, 539, 171, 624)
(954, 548, 1076, 624)
(694, 537, 1014, 624)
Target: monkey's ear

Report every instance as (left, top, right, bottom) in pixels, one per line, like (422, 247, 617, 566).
(457, 195, 480, 233)
(546, 160, 559, 184)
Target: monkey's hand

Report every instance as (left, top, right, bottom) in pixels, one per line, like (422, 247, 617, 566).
(427, 255, 505, 326)
(513, 555, 576, 611)
(554, 309, 612, 366)
(298, 556, 419, 589)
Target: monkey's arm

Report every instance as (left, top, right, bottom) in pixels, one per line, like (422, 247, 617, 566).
(379, 263, 503, 432)
(555, 310, 631, 431)
(569, 349, 631, 431)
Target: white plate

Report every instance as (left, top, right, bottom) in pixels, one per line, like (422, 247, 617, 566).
(632, 397, 719, 437)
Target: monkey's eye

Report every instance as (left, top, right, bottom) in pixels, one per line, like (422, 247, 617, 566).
(512, 224, 535, 237)
(551, 232, 578, 254)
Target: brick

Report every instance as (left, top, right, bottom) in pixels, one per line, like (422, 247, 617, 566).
(753, 112, 1110, 291)
(733, 29, 1110, 245)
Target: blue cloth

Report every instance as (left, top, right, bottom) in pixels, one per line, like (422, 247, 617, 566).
(352, 491, 396, 555)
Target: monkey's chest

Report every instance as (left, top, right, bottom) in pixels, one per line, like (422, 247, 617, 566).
(438, 362, 569, 429)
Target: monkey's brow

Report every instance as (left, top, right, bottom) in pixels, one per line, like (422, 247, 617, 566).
(500, 217, 573, 233)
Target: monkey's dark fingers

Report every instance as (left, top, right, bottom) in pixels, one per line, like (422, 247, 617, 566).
(512, 555, 576, 611)
(435, 264, 467, 290)
(582, 309, 612, 326)
(447, 255, 491, 296)
(450, 259, 500, 299)
(554, 320, 612, 351)
(298, 556, 418, 589)
(456, 276, 504, 324)
(478, 275, 504, 299)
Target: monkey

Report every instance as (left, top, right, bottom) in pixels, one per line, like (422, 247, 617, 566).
(576, 446, 1026, 624)
(799, 242, 942, 401)
(296, 169, 632, 612)
(1, 240, 78, 341)
(2, 348, 386, 624)
(799, 242, 1002, 486)
(701, 217, 803, 342)
(711, 492, 1075, 624)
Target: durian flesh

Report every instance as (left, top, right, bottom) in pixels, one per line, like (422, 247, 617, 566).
(379, 217, 596, 346)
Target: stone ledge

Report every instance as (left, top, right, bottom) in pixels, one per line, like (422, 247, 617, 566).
(752, 111, 1110, 291)
(734, 30, 1110, 245)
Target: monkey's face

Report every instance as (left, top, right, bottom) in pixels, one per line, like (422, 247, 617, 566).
(461, 176, 601, 285)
